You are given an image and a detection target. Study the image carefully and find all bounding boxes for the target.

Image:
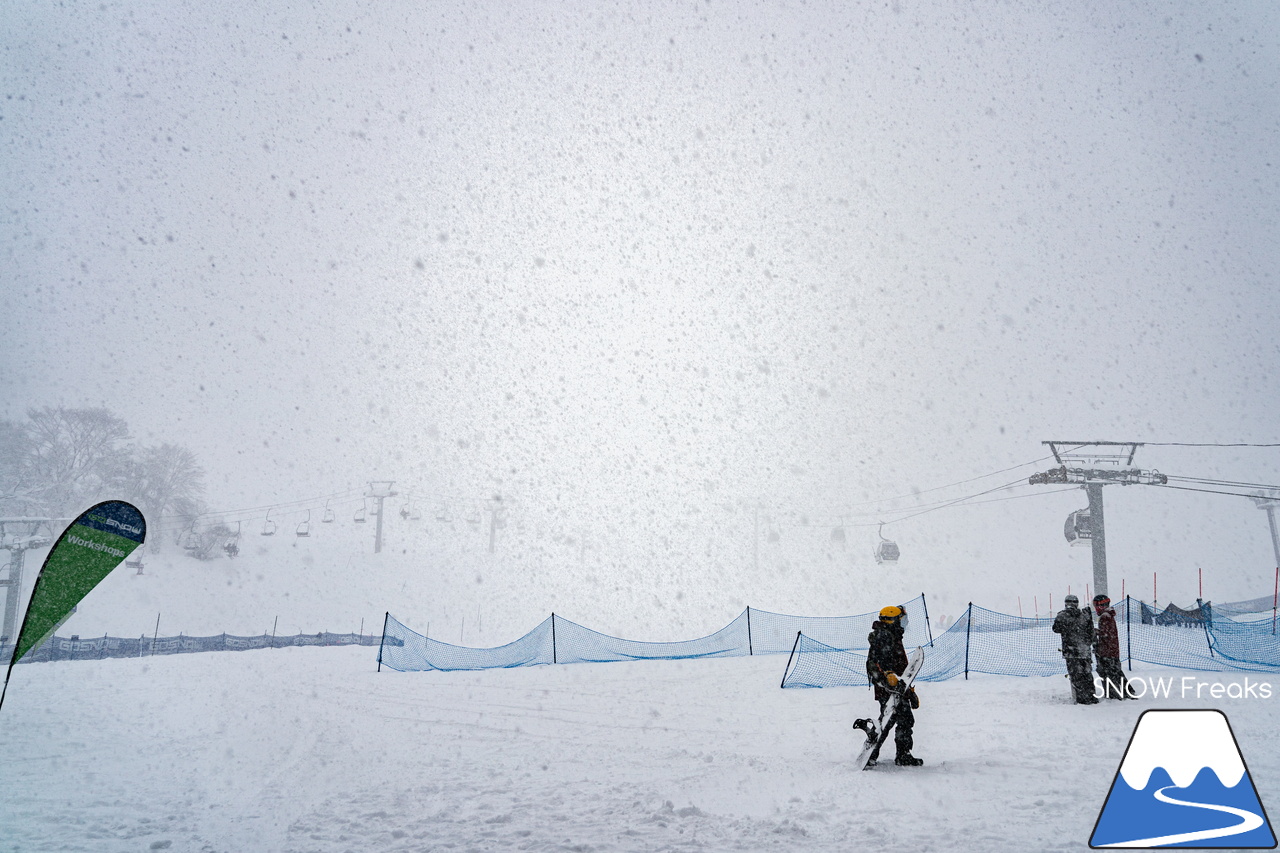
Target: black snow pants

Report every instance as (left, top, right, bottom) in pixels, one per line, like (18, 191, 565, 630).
(1065, 657, 1098, 704)
(1095, 656, 1131, 699)
(870, 698, 914, 760)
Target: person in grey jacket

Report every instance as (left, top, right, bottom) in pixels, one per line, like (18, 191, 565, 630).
(1052, 594, 1098, 704)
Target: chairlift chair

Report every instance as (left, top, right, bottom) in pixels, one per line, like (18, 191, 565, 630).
(1064, 508, 1092, 546)
(466, 507, 482, 527)
(875, 523, 900, 564)
(181, 521, 201, 552)
(296, 510, 311, 538)
(436, 504, 452, 523)
(223, 521, 241, 557)
(354, 505, 367, 524)
(261, 509, 277, 536)
(831, 524, 846, 545)
(322, 500, 335, 524)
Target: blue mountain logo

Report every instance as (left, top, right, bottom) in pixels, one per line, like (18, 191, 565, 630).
(1091, 709, 1276, 848)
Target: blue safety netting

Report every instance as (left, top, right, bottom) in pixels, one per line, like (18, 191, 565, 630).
(553, 612, 749, 663)
(7, 631, 383, 664)
(379, 614, 555, 672)
(747, 595, 933, 654)
(780, 597, 1280, 688)
(378, 595, 934, 672)
(1204, 615, 1280, 669)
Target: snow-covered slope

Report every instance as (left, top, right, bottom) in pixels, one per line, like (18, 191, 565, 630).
(2, 645, 1277, 851)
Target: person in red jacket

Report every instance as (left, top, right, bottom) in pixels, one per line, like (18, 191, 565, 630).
(1092, 594, 1132, 699)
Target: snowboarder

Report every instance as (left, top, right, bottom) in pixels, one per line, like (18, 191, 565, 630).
(864, 605, 923, 766)
(1092, 594, 1131, 699)
(1052, 594, 1098, 704)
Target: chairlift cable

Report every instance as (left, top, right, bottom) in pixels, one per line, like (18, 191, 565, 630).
(1165, 475, 1280, 492)
(1141, 441, 1280, 448)
(878, 476, 1033, 526)
(1149, 483, 1276, 500)
(813, 452, 1066, 512)
(770, 483, 1077, 530)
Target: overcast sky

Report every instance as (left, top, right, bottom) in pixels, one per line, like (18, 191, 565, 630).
(4, 1, 1280, 619)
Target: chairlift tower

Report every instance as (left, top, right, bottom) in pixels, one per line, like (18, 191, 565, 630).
(0, 518, 56, 649)
(367, 481, 397, 554)
(1250, 494, 1280, 572)
(1029, 441, 1168, 599)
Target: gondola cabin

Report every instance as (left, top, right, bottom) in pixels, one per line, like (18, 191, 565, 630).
(875, 539, 901, 564)
(874, 522, 900, 564)
(1064, 508, 1092, 546)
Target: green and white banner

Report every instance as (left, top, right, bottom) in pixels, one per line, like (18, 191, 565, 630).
(1, 500, 145, 711)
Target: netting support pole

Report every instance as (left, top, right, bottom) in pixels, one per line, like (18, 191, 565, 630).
(551, 613, 558, 664)
(781, 631, 801, 689)
(1125, 596, 1132, 672)
(1201, 606, 1215, 659)
(746, 607, 754, 656)
(921, 593, 935, 648)
(377, 612, 388, 673)
(964, 602, 973, 681)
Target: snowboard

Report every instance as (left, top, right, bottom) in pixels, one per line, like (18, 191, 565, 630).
(853, 645, 924, 770)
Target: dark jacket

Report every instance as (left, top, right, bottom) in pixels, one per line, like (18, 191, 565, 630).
(1094, 606, 1120, 659)
(1052, 604, 1094, 659)
(866, 620, 909, 704)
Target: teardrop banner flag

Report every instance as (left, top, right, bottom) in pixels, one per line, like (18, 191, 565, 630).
(0, 500, 146, 712)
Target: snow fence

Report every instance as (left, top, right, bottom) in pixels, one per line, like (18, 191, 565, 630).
(377, 595, 937, 672)
(7, 630, 385, 664)
(779, 597, 1280, 689)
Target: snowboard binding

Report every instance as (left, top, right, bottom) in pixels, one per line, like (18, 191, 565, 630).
(852, 718, 878, 740)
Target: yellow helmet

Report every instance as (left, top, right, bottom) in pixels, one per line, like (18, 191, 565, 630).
(879, 605, 904, 621)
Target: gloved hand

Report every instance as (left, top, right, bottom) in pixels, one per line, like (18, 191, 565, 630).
(885, 672, 899, 688)
(907, 687, 920, 709)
